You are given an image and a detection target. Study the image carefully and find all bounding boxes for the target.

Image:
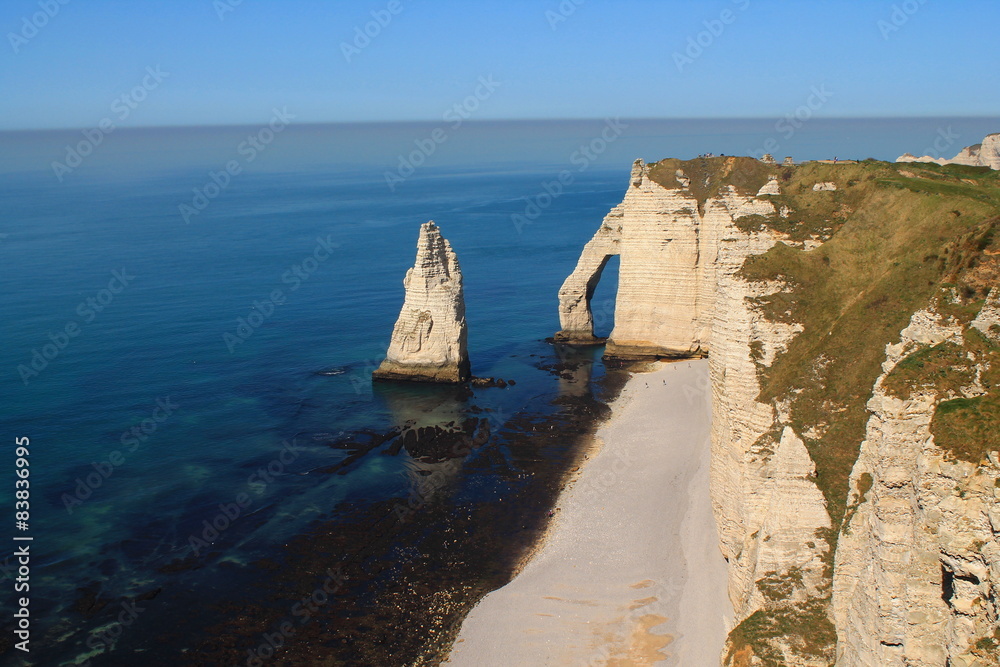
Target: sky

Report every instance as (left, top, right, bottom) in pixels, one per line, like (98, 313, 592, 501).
(1, 0, 998, 131)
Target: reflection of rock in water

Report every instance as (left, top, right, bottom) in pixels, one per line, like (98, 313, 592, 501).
(550, 344, 598, 398)
(399, 418, 491, 508)
(373, 381, 490, 500)
(391, 418, 490, 463)
(373, 380, 471, 434)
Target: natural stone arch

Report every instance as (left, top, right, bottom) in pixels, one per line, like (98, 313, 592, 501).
(554, 221, 621, 344)
(554, 158, 725, 359)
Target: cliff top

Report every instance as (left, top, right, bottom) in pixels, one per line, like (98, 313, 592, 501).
(647, 156, 773, 213)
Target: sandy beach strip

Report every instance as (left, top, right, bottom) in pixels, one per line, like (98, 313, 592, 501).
(444, 359, 732, 666)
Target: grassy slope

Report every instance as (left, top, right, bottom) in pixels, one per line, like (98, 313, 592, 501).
(651, 157, 1000, 665)
(742, 160, 999, 529)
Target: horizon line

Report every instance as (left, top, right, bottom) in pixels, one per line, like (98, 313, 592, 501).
(3, 114, 999, 134)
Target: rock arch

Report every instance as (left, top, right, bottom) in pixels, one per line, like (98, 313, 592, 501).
(554, 158, 725, 359)
(554, 221, 621, 344)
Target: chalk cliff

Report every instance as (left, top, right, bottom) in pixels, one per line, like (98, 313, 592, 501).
(373, 221, 470, 383)
(834, 295, 1000, 666)
(897, 132, 1000, 170)
(558, 156, 1000, 664)
(555, 158, 771, 358)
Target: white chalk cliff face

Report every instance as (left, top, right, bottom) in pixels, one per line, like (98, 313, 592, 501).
(897, 132, 1000, 170)
(557, 156, 1000, 664)
(558, 159, 836, 660)
(556, 159, 722, 357)
(983, 133, 1000, 170)
(373, 221, 470, 383)
(707, 203, 832, 633)
(834, 295, 1000, 666)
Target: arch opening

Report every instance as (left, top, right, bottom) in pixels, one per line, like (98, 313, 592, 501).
(589, 254, 620, 339)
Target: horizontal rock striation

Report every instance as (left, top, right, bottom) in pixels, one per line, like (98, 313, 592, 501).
(373, 221, 470, 383)
(557, 159, 735, 358)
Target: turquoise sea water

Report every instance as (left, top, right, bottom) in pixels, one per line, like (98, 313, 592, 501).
(1, 118, 998, 665)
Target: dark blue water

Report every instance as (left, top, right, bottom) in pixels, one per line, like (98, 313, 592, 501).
(1, 118, 998, 664)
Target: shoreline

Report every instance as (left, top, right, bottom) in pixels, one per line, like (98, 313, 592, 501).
(444, 359, 733, 666)
(153, 348, 636, 666)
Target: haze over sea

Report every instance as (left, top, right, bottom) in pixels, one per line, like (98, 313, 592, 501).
(1, 117, 997, 664)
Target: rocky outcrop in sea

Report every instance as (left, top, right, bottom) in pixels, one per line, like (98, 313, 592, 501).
(373, 221, 471, 383)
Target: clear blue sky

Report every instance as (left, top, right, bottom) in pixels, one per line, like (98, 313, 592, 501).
(2, 0, 998, 130)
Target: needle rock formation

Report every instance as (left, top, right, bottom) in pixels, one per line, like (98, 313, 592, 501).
(373, 221, 470, 383)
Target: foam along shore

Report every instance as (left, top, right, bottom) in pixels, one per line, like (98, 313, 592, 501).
(445, 359, 732, 666)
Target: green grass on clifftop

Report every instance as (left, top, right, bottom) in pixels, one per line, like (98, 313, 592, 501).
(648, 156, 773, 214)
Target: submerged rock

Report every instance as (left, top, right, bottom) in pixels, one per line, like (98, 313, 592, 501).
(470, 376, 508, 388)
(373, 221, 471, 383)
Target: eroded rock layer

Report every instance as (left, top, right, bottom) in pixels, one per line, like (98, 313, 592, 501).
(834, 297, 1000, 666)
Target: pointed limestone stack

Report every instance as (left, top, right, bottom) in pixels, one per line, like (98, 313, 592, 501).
(373, 221, 470, 383)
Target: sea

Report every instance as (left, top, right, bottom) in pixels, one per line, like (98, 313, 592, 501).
(1, 117, 997, 665)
